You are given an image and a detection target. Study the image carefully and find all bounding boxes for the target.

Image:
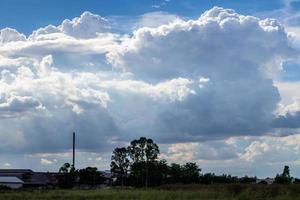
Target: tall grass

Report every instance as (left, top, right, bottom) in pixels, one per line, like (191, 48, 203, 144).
(0, 184, 300, 200)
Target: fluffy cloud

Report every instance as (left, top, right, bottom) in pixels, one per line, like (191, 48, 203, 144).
(134, 12, 181, 29)
(106, 7, 294, 141)
(0, 28, 26, 43)
(238, 135, 300, 164)
(0, 95, 41, 114)
(40, 158, 53, 165)
(0, 12, 118, 74)
(159, 134, 300, 177)
(108, 7, 293, 81)
(0, 54, 119, 153)
(161, 141, 238, 163)
(30, 11, 111, 40)
(60, 11, 111, 38)
(241, 141, 270, 162)
(271, 82, 300, 129)
(0, 7, 298, 169)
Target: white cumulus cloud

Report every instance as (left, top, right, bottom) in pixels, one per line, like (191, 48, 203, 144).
(0, 7, 299, 168)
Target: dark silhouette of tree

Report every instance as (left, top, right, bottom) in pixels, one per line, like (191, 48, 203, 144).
(283, 165, 291, 178)
(200, 173, 215, 184)
(128, 137, 159, 188)
(168, 163, 183, 184)
(59, 163, 74, 173)
(128, 137, 159, 162)
(128, 159, 169, 187)
(239, 176, 257, 184)
(199, 173, 238, 184)
(110, 137, 208, 187)
(78, 167, 105, 187)
(166, 162, 201, 184)
(111, 147, 130, 187)
(275, 165, 292, 184)
(130, 161, 146, 187)
(154, 159, 169, 185)
(182, 162, 201, 183)
(57, 163, 76, 188)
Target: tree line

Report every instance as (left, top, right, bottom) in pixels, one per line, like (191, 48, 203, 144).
(57, 137, 296, 188)
(111, 137, 297, 187)
(57, 163, 106, 188)
(110, 137, 258, 187)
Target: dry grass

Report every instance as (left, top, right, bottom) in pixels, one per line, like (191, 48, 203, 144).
(0, 184, 300, 200)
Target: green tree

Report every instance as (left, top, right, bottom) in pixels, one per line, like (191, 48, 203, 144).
(128, 137, 160, 188)
(111, 147, 130, 186)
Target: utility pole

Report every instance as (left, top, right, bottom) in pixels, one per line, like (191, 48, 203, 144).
(72, 132, 76, 169)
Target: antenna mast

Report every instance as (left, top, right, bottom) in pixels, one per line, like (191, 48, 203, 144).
(72, 132, 75, 169)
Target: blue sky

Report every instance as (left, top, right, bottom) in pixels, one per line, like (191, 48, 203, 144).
(0, 0, 287, 35)
(1, 0, 300, 178)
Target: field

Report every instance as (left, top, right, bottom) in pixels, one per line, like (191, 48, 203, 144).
(1, 184, 300, 200)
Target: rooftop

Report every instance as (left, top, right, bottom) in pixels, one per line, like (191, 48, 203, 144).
(0, 176, 24, 183)
(0, 169, 33, 174)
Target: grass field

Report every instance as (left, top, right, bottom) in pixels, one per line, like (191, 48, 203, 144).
(1, 184, 300, 200)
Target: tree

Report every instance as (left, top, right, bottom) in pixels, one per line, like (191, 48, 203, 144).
(282, 165, 291, 178)
(182, 162, 201, 183)
(239, 176, 257, 184)
(78, 167, 105, 187)
(59, 163, 74, 173)
(111, 147, 130, 186)
(127, 137, 160, 188)
(168, 163, 183, 184)
(57, 163, 77, 188)
(128, 137, 160, 162)
(274, 165, 292, 184)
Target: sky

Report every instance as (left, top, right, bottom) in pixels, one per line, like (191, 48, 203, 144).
(1, 0, 300, 178)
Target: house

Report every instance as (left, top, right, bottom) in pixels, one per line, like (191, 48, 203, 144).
(256, 177, 275, 184)
(0, 176, 24, 189)
(0, 169, 58, 188)
(22, 172, 59, 188)
(0, 169, 33, 177)
(0, 169, 113, 188)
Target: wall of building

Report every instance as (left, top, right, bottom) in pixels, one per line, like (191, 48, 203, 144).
(0, 183, 23, 189)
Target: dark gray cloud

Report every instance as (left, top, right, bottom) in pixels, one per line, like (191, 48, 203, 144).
(155, 78, 280, 142)
(272, 112, 300, 128)
(0, 103, 119, 154)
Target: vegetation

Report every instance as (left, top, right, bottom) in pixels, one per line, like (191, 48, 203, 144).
(57, 164, 105, 188)
(1, 184, 300, 200)
(48, 137, 298, 190)
(1, 136, 296, 200)
(110, 147, 130, 187)
(77, 167, 106, 187)
(57, 163, 77, 188)
(110, 137, 257, 187)
(275, 165, 293, 184)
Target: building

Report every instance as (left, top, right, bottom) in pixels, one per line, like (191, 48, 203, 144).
(0, 169, 33, 177)
(0, 169, 58, 188)
(0, 176, 24, 189)
(0, 169, 112, 188)
(256, 177, 275, 184)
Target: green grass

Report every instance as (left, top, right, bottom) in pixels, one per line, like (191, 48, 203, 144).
(1, 184, 300, 200)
